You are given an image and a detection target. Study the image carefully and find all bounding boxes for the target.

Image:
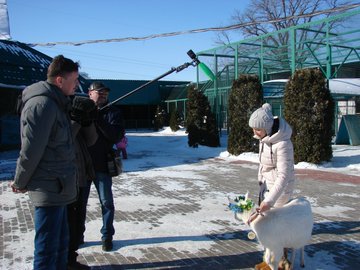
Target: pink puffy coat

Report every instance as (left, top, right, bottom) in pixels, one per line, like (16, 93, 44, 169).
(257, 117, 295, 207)
(116, 136, 128, 150)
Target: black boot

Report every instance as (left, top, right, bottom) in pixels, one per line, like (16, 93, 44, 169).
(102, 238, 113, 252)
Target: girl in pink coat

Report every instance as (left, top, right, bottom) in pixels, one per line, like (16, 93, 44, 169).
(116, 133, 128, 159)
(248, 103, 295, 213)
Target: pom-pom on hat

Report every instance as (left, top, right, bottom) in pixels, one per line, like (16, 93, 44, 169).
(249, 103, 274, 135)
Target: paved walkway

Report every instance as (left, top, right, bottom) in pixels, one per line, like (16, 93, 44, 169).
(1, 158, 360, 270)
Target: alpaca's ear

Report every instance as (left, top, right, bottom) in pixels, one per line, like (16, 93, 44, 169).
(245, 191, 249, 200)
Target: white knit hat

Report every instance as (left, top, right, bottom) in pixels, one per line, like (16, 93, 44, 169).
(248, 103, 274, 135)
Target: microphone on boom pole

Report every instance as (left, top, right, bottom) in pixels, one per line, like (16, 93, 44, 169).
(187, 50, 215, 81)
(100, 49, 215, 110)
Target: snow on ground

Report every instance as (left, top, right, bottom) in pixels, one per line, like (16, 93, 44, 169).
(1, 127, 360, 181)
(0, 127, 359, 269)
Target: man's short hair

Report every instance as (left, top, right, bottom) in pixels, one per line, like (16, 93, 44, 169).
(47, 55, 80, 79)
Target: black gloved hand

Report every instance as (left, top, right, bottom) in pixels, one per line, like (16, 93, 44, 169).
(72, 96, 96, 112)
(70, 96, 97, 126)
(81, 107, 98, 127)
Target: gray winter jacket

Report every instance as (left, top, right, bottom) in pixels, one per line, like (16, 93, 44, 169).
(257, 117, 295, 207)
(13, 81, 77, 207)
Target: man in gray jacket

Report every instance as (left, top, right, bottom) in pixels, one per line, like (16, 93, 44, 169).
(11, 55, 80, 270)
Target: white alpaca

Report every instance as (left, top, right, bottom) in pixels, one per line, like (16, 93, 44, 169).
(231, 196, 313, 270)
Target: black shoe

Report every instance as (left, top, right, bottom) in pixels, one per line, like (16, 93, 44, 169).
(67, 261, 90, 270)
(102, 239, 113, 252)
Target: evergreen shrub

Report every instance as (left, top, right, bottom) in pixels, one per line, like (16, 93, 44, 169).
(154, 105, 167, 131)
(284, 68, 334, 164)
(170, 110, 181, 132)
(186, 85, 220, 147)
(228, 75, 262, 155)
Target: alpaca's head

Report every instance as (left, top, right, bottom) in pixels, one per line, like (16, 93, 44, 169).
(228, 192, 255, 223)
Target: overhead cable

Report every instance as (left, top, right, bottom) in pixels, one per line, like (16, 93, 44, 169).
(27, 4, 360, 47)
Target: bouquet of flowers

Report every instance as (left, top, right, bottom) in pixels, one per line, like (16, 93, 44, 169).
(227, 192, 257, 240)
(228, 193, 255, 213)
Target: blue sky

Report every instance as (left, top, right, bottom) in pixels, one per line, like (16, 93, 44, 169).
(6, 0, 250, 82)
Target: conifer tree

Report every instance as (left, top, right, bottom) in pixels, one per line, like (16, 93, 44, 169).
(228, 75, 263, 155)
(170, 110, 181, 132)
(186, 85, 220, 147)
(186, 86, 202, 147)
(202, 108, 220, 147)
(284, 68, 334, 164)
(154, 105, 166, 131)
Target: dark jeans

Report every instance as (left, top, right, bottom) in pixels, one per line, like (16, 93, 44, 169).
(67, 185, 91, 263)
(92, 171, 115, 240)
(34, 206, 68, 270)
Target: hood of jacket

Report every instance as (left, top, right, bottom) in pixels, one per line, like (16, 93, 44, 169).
(261, 117, 292, 145)
(22, 80, 71, 111)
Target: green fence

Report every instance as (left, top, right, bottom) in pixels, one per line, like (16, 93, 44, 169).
(193, 9, 360, 130)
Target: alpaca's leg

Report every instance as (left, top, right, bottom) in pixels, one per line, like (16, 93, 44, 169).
(269, 248, 282, 270)
(300, 247, 305, 268)
(290, 248, 296, 266)
(278, 248, 291, 270)
(284, 247, 288, 259)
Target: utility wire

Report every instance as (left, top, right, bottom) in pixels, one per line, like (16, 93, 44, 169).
(27, 4, 360, 47)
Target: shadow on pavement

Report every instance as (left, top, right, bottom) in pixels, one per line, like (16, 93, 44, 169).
(89, 250, 262, 269)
